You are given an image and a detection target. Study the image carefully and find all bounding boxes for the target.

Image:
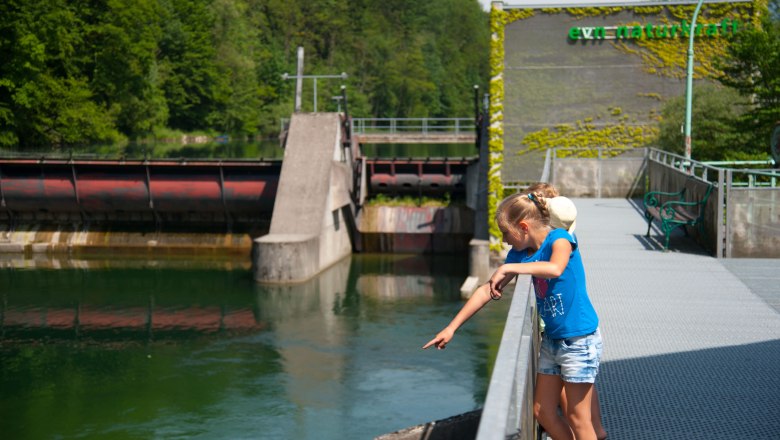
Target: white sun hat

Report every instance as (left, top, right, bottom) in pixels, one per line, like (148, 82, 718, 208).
(548, 196, 577, 233)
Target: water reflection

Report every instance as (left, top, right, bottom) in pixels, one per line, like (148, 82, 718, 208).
(0, 253, 508, 439)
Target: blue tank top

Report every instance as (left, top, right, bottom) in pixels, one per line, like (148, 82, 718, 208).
(505, 228, 598, 339)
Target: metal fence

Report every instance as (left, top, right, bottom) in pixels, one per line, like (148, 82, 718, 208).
(647, 148, 780, 258)
(476, 275, 540, 440)
(351, 118, 476, 135)
(513, 147, 780, 257)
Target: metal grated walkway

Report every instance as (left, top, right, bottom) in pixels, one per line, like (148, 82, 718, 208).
(572, 198, 780, 439)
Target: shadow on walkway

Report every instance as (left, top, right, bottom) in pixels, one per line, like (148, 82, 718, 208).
(599, 339, 780, 439)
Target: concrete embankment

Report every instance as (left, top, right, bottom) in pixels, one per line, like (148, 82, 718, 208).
(0, 227, 255, 256)
(355, 205, 474, 253)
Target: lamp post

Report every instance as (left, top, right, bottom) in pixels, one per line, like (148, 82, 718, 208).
(684, 0, 705, 165)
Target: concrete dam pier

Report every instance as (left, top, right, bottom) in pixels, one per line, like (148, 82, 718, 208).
(252, 113, 356, 284)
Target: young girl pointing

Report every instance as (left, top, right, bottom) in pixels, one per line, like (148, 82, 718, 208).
(423, 192, 603, 440)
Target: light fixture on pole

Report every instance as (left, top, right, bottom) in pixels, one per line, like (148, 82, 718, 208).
(331, 96, 344, 113)
(282, 71, 348, 112)
(684, 0, 705, 166)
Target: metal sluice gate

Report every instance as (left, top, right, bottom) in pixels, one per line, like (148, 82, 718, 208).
(0, 155, 477, 228)
(0, 158, 281, 228)
(366, 157, 477, 196)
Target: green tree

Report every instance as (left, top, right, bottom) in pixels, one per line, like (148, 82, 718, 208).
(1, 0, 491, 149)
(84, 0, 167, 139)
(158, 0, 222, 133)
(656, 83, 751, 161)
(716, 0, 780, 157)
(207, 0, 264, 133)
(0, 0, 120, 148)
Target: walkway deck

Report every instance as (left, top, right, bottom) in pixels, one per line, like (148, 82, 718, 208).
(574, 198, 780, 439)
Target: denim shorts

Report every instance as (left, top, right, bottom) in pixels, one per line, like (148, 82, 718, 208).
(539, 328, 602, 383)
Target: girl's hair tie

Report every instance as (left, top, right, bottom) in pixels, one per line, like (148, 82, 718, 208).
(527, 193, 535, 201)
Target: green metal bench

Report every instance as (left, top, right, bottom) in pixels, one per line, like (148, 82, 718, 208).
(643, 180, 714, 251)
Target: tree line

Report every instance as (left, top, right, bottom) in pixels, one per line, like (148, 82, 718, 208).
(0, 0, 489, 149)
(2, 0, 777, 161)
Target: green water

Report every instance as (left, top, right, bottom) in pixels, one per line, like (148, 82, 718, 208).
(0, 254, 510, 439)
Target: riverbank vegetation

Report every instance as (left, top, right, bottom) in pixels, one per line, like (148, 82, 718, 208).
(0, 0, 489, 150)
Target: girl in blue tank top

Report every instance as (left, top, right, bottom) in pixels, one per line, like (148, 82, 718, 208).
(424, 191, 602, 440)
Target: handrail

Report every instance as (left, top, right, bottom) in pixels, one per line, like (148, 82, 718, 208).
(539, 148, 552, 183)
(476, 275, 539, 440)
(647, 148, 721, 183)
(351, 117, 476, 135)
(649, 147, 779, 187)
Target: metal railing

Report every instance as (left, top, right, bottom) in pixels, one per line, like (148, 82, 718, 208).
(503, 149, 553, 196)
(351, 118, 476, 135)
(476, 275, 540, 440)
(648, 148, 780, 258)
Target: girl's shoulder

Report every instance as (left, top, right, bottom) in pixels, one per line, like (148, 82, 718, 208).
(546, 228, 578, 251)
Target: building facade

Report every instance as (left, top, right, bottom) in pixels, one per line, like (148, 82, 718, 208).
(486, 0, 762, 245)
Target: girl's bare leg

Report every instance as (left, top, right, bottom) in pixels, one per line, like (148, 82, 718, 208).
(561, 387, 607, 439)
(562, 381, 597, 440)
(534, 374, 574, 440)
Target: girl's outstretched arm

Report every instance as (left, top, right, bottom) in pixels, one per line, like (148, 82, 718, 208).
(488, 239, 572, 297)
(422, 282, 504, 350)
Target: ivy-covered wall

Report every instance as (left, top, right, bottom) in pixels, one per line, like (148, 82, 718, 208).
(487, 1, 761, 251)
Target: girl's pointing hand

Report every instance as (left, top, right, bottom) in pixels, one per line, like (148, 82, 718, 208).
(422, 327, 454, 350)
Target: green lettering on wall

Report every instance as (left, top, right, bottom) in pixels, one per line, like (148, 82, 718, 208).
(680, 19, 691, 37)
(565, 19, 742, 42)
(645, 23, 655, 39)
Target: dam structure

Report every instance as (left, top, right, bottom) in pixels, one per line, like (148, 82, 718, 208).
(0, 111, 486, 283)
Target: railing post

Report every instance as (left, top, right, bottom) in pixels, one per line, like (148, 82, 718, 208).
(596, 147, 603, 198)
(717, 168, 725, 258)
(725, 169, 733, 258)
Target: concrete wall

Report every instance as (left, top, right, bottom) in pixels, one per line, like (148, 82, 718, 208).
(355, 205, 474, 253)
(727, 187, 780, 258)
(0, 227, 254, 256)
(552, 150, 646, 198)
